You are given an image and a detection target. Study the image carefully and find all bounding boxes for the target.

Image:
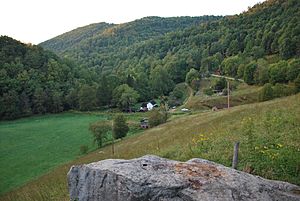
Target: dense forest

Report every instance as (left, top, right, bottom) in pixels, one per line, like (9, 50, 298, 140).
(42, 0, 299, 88)
(0, 36, 86, 119)
(41, 16, 221, 57)
(1, 0, 300, 120)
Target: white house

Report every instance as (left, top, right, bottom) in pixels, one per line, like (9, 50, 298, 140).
(147, 102, 154, 110)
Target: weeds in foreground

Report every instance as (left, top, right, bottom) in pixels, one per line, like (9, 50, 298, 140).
(162, 99, 300, 185)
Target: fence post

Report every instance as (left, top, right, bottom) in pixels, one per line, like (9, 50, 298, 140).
(232, 142, 239, 169)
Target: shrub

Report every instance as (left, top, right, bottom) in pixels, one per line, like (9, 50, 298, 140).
(273, 83, 297, 98)
(259, 83, 273, 101)
(203, 88, 214, 96)
(148, 109, 167, 127)
(79, 145, 88, 154)
(213, 77, 226, 91)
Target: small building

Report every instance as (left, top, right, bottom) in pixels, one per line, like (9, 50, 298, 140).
(140, 100, 158, 112)
(147, 100, 158, 110)
(147, 102, 154, 110)
(140, 118, 149, 129)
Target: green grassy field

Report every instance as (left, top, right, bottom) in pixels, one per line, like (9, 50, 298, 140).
(1, 94, 299, 201)
(0, 113, 110, 194)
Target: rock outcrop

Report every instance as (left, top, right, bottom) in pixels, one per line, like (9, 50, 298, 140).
(68, 155, 300, 201)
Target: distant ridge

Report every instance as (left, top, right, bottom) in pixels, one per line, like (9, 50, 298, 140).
(40, 22, 114, 54)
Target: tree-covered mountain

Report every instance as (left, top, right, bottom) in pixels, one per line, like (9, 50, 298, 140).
(2, 0, 300, 120)
(40, 22, 114, 55)
(41, 0, 299, 81)
(0, 36, 85, 120)
(40, 16, 221, 71)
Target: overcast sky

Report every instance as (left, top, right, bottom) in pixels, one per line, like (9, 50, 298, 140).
(1, 0, 265, 44)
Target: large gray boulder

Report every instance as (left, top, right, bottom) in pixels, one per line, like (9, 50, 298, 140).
(68, 155, 300, 201)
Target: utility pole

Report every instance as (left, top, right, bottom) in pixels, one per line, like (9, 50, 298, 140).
(227, 80, 230, 109)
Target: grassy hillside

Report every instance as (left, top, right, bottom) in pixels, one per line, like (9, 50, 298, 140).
(186, 83, 261, 110)
(1, 94, 299, 201)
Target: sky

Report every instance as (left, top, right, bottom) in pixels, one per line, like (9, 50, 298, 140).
(1, 0, 265, 44)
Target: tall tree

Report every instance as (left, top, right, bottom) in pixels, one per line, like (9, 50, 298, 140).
(112, 84, 139, 111)
(150, 65, 175, 97)
(78, 85, 97, 111)
(279, 36, 296, 59)
(112, 114, 129, 139)
(33, 87, 47, 114)
(243, 62, 257, 85)
(89, 121, 111, 148)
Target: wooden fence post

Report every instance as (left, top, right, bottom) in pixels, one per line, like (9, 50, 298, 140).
(232, 142, 239, 169)
(111, 138, 115, 156)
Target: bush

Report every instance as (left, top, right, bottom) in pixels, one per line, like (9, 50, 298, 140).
(79, 145, 88, 154)
(273, 83, 297, 98)
(213, 78, 226, 91)
(148, 109, 167, 127)
(203, 88, 214, 96)
(259, 83, 273, 101)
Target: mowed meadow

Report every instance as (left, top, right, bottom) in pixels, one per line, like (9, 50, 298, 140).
(0, 112, 109, 194)
(1, 94, 299, 201)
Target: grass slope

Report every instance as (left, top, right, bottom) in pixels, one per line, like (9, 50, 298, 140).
(1, 94, 300, 201)
(0, 113, 108, 194)
(186, 83, 261, 110)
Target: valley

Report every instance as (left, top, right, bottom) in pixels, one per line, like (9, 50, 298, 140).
(1, 94, 299, 201)
(0, 0, 299, 200)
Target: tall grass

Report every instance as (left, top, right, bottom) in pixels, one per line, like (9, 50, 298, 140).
(162, 94, 300, 184)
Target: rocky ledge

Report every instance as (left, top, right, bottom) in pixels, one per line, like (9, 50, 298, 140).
(68, 155, 300, 201)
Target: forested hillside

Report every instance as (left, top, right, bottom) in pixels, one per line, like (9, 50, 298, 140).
(41, 0, 299, 91)
(40, 22, 114, 54)
(0, 36, 84, 120)
(1, 0, 300, 120)
(41, 16, 220, 70)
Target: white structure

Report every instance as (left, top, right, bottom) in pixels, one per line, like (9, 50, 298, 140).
(147, 102, 154, 110)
